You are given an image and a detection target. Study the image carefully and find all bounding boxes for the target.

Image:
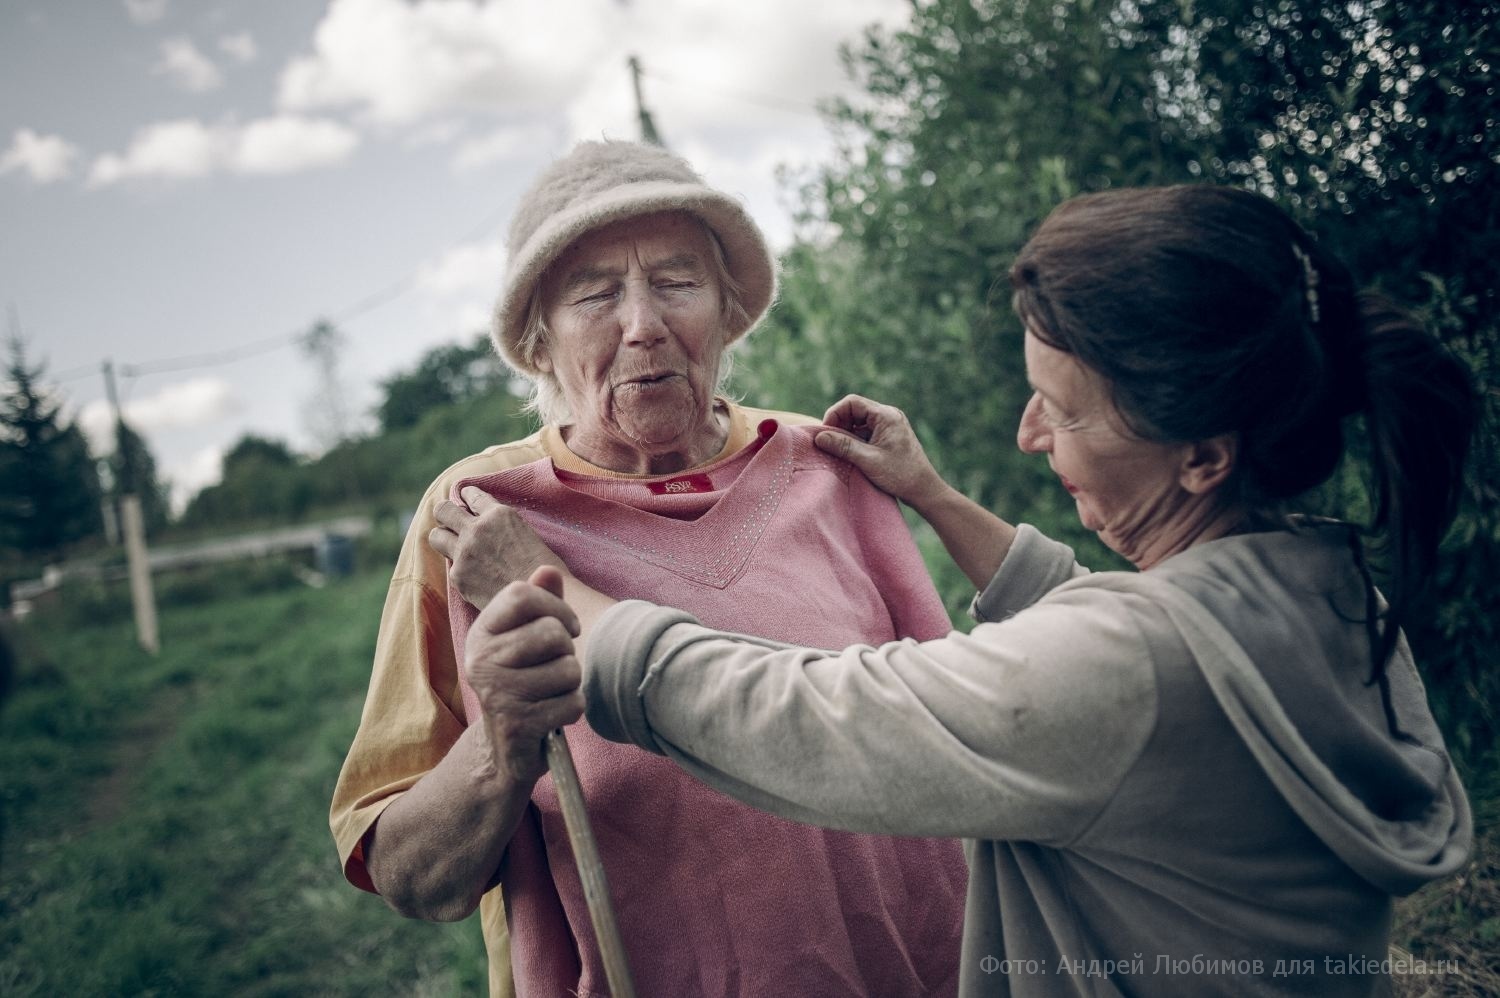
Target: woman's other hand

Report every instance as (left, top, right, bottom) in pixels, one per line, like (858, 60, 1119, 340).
(818, 394, 1018, 588)
(816, 395, 947, 510)
(431, 487, 568, 609)
(465, 566, 584, 785)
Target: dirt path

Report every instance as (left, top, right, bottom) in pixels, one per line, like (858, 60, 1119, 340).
(80, 683, 192, 831)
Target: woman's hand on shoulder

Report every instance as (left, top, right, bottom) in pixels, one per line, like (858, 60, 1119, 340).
(430, 487, 568, 610)
(815, 394, 948, 511)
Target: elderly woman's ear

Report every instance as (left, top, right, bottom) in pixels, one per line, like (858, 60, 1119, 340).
(1178, 434, 1237, 495)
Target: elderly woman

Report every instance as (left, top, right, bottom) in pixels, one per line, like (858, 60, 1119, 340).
(480, 185, 1476, 997)
(329, 140, 966, 998)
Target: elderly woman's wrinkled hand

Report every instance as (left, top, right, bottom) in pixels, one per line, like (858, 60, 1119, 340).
(430, 487, 568, 610)
(464, 566, 583, 786)
(815, 395, 947, 511)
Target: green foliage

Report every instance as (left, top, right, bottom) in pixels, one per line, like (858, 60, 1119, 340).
(734, 0, 1496, 744)
(734, 0, 1205, 581)
(222, 434, 299, 472)
(1177, 0, 1500, 757)
(0, 569, 487, 996)
(178, 340, 534, 533)
(376, 332, 511, 433)
(1, 556, 1492, 995)
(1399, 273, 1500, 764)
(0, 336, 104, 559)
(324, 387, 537, 508)
(37, 553, 319, 633)
(178, 432, 315, 527)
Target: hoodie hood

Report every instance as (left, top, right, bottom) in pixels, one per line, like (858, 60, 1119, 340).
(1091, 525, 1472, 896)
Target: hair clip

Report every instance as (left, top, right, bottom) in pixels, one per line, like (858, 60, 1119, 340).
(1291, 243, 1321, 324)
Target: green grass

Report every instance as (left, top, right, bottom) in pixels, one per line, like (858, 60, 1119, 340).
(1, 555, 1493, 996)
(0, 565, 487, 997)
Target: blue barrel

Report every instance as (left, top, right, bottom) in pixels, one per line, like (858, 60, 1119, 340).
(316, 533, 355, 578)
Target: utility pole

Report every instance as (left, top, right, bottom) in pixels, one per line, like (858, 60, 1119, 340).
(628, 55, 664, 147)
(103, 360, 159, 654)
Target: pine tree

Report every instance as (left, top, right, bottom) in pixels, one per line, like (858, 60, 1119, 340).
(0, 335, 104, 557)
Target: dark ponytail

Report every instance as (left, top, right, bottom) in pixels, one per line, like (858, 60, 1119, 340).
(1351, 292, 1477, 681)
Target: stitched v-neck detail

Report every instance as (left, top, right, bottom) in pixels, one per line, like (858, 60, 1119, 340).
(456, 420, 801, 589)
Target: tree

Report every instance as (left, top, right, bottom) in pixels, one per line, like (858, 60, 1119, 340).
(221, 434, 299, 475)
(0, 335, 104, 559)
(178, 433, 308, 528)
(1171, 0, 1500, 758)
(736, 0, 1211, 580)
(375, 333, 508, 433)
(733, 0, 1496, 742)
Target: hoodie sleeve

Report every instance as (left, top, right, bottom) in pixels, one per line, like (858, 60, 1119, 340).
(583, 585, 1160, 845)
(970, 523, 1090, 623)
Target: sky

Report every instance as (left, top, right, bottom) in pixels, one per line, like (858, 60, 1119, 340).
(1, 0, 909, 511)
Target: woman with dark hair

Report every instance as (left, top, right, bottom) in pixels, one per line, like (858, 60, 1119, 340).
(468, 185, 1476, 996)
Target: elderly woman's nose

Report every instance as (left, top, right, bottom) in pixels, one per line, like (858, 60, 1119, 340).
(1017, 394, 1050, 453)
(619, 288, 669, 344)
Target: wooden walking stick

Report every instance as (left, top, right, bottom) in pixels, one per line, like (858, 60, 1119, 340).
(545, 729, 637, 998)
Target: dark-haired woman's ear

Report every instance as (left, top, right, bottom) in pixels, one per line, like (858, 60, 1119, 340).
(1178, 434, 1237, 495)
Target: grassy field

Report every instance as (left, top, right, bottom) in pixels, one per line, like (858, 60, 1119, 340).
(1, 555, 1494, 995)
(0, 562, 487, 996)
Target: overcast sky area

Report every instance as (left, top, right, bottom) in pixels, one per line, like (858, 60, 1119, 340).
(2, 0, 908, 511)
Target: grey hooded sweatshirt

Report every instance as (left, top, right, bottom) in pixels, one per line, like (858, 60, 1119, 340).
(583, 523, 1471, 997)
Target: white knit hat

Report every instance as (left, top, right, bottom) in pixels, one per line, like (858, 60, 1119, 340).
(492, 140, 778, 377)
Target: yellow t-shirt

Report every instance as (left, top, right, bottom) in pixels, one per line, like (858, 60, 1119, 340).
(329, 400, 817, 998)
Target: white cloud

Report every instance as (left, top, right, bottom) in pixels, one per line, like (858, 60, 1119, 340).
(673, 136, 819, 249)
(77, 383, 238, 512)
(270, 0, 910, 149)
(0, 128, 81, 183)
(233, 116, 361, 175)
(450, 301, 493, 334)
(405, 118, 467, 148)
(564, 0, 909, 141)
(413, 236, 510, 340)
(124, 0, 168, 24)
(277, 0, 618, 125)
(218, 31, 258, 65)
(416, 239, 506, 297)
(77, 401, 116, 457)
(88, 115, 359, 185)
(270, 0, 909, 213)
(131, 378, 242, 436)
(89, 119, 219, 184)
(452, 124, 554, 172)
(154, 37, 223, 92)
(166, 444, 228, 513)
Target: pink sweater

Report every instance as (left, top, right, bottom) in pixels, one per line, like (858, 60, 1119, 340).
(449, 419, 965, 997)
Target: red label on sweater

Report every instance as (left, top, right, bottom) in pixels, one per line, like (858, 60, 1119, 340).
(647, 473, 714, 495)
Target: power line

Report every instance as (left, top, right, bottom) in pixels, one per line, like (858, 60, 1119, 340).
(53, 363, 103, 383)
(92, 199, 514, 385)
(45, 65, 809, 395)
(120, 330, 302, 378)
(43, 73, 803, 392)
